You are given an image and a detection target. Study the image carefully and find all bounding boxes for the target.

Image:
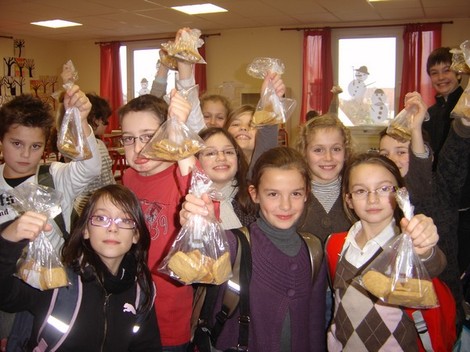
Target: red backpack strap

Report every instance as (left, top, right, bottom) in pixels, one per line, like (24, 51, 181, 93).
(325, 232, 348, 282)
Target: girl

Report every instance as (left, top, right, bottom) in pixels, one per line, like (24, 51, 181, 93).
(295, 113, 354, 243)
(200, 94, 232, 128)
(0, 184, 161, 351)
(327, 153, 446, 351)
(225, 72, 285, 180)
(182, 147, 327, 351)
(197, 127, 255, 229)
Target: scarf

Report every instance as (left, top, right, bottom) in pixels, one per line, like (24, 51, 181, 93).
(219, 180, 243, 230)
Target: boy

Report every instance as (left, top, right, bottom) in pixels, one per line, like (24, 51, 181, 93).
(0, 85, 102, 348)
(119, 89, 196, 351)
(423, 47, 470, 275)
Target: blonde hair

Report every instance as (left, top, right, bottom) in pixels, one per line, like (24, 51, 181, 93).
(295, 113, 353, 160)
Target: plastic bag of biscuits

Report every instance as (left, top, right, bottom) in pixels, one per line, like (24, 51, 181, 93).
(140, 86, 205, 161)
(386, 106, 415, 141)
(247, 57, 296, 126)
(158, 168, 232, 285)
(358, 188, 439, 308)
(161, 28, 206, 64)
(56, 60, 92, 161)
(8, 182, 69, 290)
(451, 40, 470, 119)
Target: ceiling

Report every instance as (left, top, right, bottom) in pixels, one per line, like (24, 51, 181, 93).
(0, 0, 469, 42)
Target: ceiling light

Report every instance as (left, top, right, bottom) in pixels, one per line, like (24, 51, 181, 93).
(31, 19, 82, 29)
(171, 3, 228, 15)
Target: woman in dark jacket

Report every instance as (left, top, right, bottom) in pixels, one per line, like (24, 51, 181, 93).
(0, 184, 161, 351)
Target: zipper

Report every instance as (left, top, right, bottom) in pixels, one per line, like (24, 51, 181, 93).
(100, 292, 111, 352)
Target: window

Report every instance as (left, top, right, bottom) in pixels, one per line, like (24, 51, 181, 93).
(120, 41, 176, 103)
(333, 28, 402, 126)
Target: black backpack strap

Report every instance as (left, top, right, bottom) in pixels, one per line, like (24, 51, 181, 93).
(208, 227, 252, 348)
(298, 232, 323, 281)
(35, 268, 81, 351)
(234, 227, 252, 350)
(37, 164, 73, 240)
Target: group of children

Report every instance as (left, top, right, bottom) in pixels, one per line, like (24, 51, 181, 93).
(0, 33, 467, 352)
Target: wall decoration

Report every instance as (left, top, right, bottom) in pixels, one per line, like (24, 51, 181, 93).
(14, 38, 25, 57)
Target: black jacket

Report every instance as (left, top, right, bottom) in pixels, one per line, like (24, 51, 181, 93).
(0, 235, 161, 352)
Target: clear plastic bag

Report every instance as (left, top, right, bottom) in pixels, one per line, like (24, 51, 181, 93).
(159, 48, 178, 70)
(252, 86, 296, 126)
(56, 60, 92, 160)
(247, 57, 295, 125)
(386, 107, 415, 140)
(359, 188, 439, 308)
(450, 47, 470, 75)
(158, 169, 232, 285)
(246, 57, 285, 79)
(161, 28, 206, 64)
(9, 182, 69, 291)
(140, 86, 205, 161)
(451, 40, 470, 119)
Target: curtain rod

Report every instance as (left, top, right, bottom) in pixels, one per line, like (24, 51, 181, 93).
(95, 32, 221, 45)
(280, 20, 453, 31)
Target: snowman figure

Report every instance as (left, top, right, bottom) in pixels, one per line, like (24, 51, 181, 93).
(370, 88, 389, 123)
(348, 66, 369, 100)
(138, 78, 150, 96)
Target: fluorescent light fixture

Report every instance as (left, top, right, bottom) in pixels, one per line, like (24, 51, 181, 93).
(31, 19, 82, 29)
(171, 3, 227, 15)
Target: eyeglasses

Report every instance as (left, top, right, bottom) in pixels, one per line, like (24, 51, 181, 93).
(199, 148, 238, 159)
(89, 215, 136, 229)
(348, 185, 396, 200)
(120, 133, 154, 146)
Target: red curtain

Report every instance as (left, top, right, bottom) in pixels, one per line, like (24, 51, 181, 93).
(195, 44, 207, 96)
(100, 42, 123, 132)
(399, 23, 441, 109)
(301, 29, 333, 123)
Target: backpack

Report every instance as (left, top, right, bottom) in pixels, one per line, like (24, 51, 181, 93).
(189, 227, 324, 351)
(325, 231, 457, 352)
(8, 268, 151, 352)
(6, 165, 81, 352)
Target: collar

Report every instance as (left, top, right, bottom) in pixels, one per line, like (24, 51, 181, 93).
(342, 219, 399, 255)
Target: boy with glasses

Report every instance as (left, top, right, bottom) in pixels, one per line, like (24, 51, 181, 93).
(118, 89, 197, 352)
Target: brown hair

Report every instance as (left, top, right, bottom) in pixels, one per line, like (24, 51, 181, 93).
(224, 104, 256, 130)
(198, 127, 254, 214)
(118, 94, 168, 126)
(0, 94, 53, 142)
(250, 147, 311, 215)
(62, 184, 153, 314)
(342, 153, 405, 224)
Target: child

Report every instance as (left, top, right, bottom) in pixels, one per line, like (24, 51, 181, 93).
(0, 88, 101, 346)
(201, 94, 232, 128)
(295, 113, 354, 243)
(118, 89, 195, 351)
(181, 147, 327, 351)
(380, 91, 469, 334)
(197, 127, 255, 229)
(327, 153, 446, 351)
(0, 184, 161, 350)
(224, 72, 285, 178)
(74, 93, 116, 214)
(0, 88, 101, 250)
